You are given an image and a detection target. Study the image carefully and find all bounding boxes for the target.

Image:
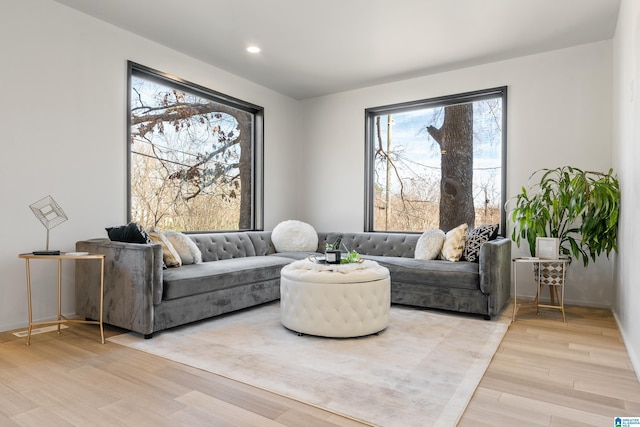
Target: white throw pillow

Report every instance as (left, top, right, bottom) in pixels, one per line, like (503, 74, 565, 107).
(164, 231, 203, 265)
(271, 220, 318, 252)
(440, 223, 469, 262)
(415, 229, 446, 260)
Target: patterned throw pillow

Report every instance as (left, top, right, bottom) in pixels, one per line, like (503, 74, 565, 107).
(440, 223, 469, 262)
(148, 227, 182, 268)
(461, 224, 500, 262)
(415, 229, 446, 260)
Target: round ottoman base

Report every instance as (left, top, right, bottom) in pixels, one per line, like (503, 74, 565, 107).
(280, 260, 391, 338)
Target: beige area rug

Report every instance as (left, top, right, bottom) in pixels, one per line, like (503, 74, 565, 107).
(109, 302, 509, 427)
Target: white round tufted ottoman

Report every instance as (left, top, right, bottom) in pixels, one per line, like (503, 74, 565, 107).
(280, 259, 390, 338)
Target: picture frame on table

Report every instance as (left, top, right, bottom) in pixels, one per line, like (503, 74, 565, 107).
(536, 237, 559, 259)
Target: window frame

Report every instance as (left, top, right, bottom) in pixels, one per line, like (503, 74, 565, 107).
(363, 86, 508, 233)
(126, 61, 264, 232)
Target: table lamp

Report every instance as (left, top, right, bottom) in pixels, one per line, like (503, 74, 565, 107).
(29, 195, 68, 255)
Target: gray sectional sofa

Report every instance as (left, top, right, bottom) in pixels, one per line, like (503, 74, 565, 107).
(75, 231, 511, 338)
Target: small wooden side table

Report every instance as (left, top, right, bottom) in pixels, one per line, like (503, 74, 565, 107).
(512, 257, 570, 323)
(18, 252, 106, 345)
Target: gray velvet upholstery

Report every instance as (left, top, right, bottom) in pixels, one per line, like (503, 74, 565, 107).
(364, 256, 481, 290)
(318, 232, 419, 257)
(76, 238, 163, 336)
(162, 256, 292, 300)
(190, 233, 258, 261)
(75, 230, 511, 337)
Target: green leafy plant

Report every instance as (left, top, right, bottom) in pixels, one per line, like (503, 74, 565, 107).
(324, 237, 362, 264)
(325, 237, 342, 251)
(341, 250, 362, 264)
(507, 166, 620, 267)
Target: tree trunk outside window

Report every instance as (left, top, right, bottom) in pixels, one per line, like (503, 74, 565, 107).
(427, 104, 475, 232)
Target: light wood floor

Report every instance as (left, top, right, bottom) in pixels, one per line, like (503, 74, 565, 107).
(1, 303, 639, 426)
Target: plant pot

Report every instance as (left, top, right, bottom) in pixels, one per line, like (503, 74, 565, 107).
(532, 259, 569, 321)
(533, 259, 568, 304)
(533, 261, 566, 286)
(325, 249, 341, 264)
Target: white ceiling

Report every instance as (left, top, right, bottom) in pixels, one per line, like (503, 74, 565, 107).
(53, 0, 620, 100)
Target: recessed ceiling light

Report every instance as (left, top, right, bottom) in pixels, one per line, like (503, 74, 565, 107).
(246, 46, 261, 54)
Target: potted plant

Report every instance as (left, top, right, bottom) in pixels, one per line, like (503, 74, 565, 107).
(324, 237, 363, 264)
(324, 237, 342, 264)
(507, 166, 620, 267)
(508, 166, 620, 313)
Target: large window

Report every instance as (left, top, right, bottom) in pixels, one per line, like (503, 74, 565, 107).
(365, 87, 507, 233)
(127, 62, 263, 232)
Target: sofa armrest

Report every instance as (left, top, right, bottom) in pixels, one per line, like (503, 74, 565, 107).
(478, 237, 512, 317)
(75, 238, 163, 335)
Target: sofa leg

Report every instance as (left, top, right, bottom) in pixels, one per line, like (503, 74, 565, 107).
(483, 315, 492, 321)
(144, 333, 154, 339)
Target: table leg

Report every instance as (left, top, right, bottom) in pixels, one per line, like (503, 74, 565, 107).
(512, 260, 517, 321)
(560, 265, 567, 323)
(57, 258, 62, 334)
(99, 258, 105, 344)
(25, 259, 32, 346)
(536, 269, 542, 315)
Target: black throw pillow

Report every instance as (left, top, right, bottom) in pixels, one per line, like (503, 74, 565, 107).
(105, 222, 151, 244)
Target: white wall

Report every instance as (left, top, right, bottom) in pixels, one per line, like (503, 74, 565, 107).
(612, 0, 640, 380)
(0, 0, 621, 332)
(299, 41, 615, 307)
(0, 0, 301, 332)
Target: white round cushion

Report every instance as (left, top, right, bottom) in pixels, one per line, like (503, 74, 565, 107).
(271, 220, 318, 252)
(280, 259, 390, 337)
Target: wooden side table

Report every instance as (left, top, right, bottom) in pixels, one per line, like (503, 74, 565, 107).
(512, 257, 570, 323)
(18, 252, 106, 345)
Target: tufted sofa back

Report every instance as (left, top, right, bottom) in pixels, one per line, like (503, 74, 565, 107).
(187, 231, 276, 261)
(318, 232, 419, 258)
(187, 231, 420, 261)
(189, 232, 254, 261)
